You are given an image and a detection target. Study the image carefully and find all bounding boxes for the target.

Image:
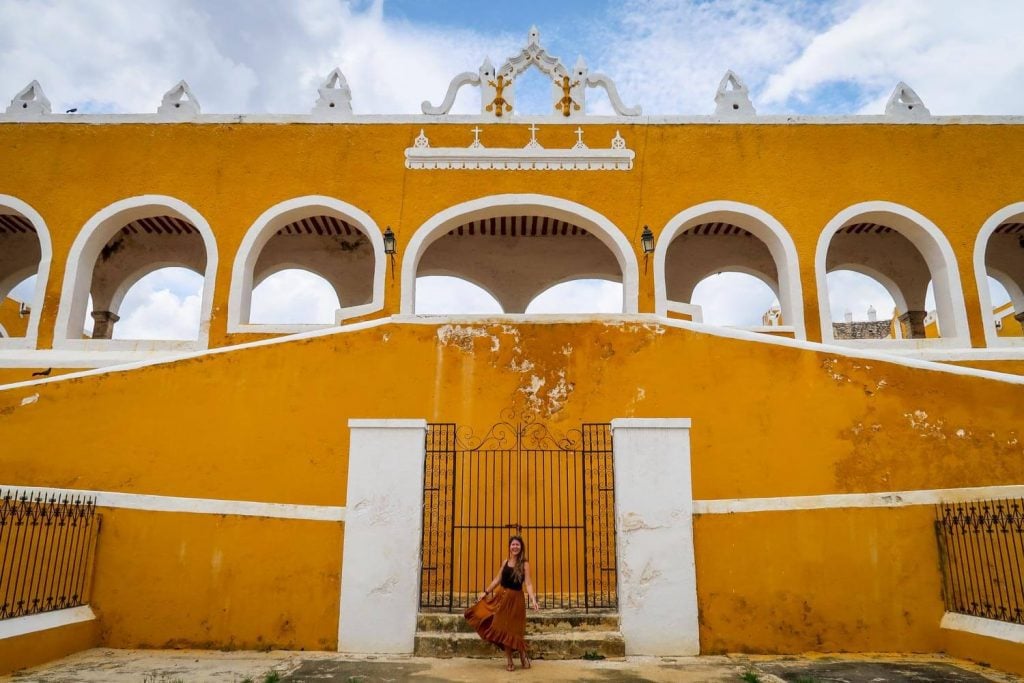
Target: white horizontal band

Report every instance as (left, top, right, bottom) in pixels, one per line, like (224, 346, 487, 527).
(694, 485, 1024, 514)
(2, 485, 345, 522)
(941, 612, 1024, 644)
(0, 606, 95, 641)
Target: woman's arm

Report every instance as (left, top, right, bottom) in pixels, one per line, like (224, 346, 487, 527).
(478, 567, 502, 600)
(523, 561, 540, 609)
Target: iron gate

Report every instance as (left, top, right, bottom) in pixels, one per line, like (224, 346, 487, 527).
(420, 414, 617, 612)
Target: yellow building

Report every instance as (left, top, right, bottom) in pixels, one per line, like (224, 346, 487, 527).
(1, 30, 1023, 677)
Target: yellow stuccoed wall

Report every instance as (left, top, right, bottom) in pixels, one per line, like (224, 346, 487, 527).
(1, 121, 1023, 353)
(1, 320, 1022, 653)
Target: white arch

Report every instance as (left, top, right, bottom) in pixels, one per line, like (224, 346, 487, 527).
(975, 202, 1024, 347)
(815, 201, 970, 347)
(53, 195, 218, 350)
(0, 195, 52, 350)
(401, 194, 639, 314)
(228, 195, 385, 333)
(654, 201, 806, 339)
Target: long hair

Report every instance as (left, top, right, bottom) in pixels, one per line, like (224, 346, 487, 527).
(508, 535, 527, 584)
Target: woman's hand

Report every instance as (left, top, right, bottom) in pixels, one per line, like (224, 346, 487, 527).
(530, 597, 540, 610)
(478, 591, 488, 601)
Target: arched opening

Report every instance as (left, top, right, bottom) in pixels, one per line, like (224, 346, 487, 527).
(0, 197, 51, 348)
(229, 196, 384, 332)
(110, 267, 203, 340)
(975, 204, 1024, 345)
(415, 276, 503, 314)
(54, 196, 217, 349)
(655, 202, 805, 338)
(403, 195, 638, 315)
(817, 202, 968, 346)
(250, 269, 342, 325)
(827, 270, 898, 340)
(525, 279, 623, 314)
(690, 272, 779, 327)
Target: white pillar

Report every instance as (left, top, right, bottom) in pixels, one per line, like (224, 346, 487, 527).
(338, 419, 427, 654)
(611, 418, 698, 656)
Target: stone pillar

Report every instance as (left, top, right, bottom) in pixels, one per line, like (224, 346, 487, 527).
(898, 310, 927, 339)
(338, 419, 426, 654)
(89, 311, 120, 340)
(610, 418, 698, 656)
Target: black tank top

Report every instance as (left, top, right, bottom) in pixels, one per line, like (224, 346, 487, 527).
(500, 562, 523, 590)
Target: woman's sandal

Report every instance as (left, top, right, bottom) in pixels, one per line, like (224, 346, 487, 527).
(520, 654, 531, 669)
(505, 661, 516, 671)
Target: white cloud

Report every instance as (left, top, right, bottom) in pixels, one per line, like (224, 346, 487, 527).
(249, 269, 340, 324)
(415, 276, 502, 314)
(690, 272, 779, 326)
(525, 280, 623, 314)
(113, 267, 203, 340)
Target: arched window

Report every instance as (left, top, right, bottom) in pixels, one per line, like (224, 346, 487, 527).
(655, 202, 805, 338)
(229, 196, 384, 332)
(817, 202, 969, 347)
(415, 276, 503, 314)
(250, 269, 341, 325)
(525, 279, 623, 314)
(0, 197, 51, 349)
(690, 273, 779, 327)
(110, 267, 204, 340)
(826, 270, 898, 340)
(403, 195, 638, 315)
(53, 196, 217, 350)
(975, 204, 1024, 346)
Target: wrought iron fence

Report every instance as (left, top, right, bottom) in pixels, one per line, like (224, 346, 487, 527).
(935, 498, 1024, 625)
(0, 490, 100, 620)
(420, 413, 617, 612)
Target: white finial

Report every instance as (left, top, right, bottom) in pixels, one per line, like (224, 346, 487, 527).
(867, 305, 877, 322)
(574, 55, 588, 76)
(6, 80, 51, 117)
(844, 309, 853, 323)
(312, 67, 353, 118)
(885, 81, 930, 119)
(413, 129, 430, 148)
(157, 80, 200, 119)
(528, 25, 541, 45)
(714, 70, 755, 116)
(524, 123, 543, 149)
(572, 127, 587, 150)
(611, 131, 626, 150)
(469, 126, 484, 149)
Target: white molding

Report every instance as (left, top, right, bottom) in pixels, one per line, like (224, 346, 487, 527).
(0, 606, 95, 641)
(815, 201, 971, 347)
(400, 194, 639, 315)
(405, 146, 634, 170)
(654, 200, 807, 340)
(52, 195, 218, 351)
(612, 418, 692, 429)
(693, 484, 1024, 514)
(348, 418, 428, 429)
(227, 195, 385, 333)
(974, 202, 1024, 348)
(3, 484, 344, 521)
(941, 612, 1024, 644)
(0, 196, 51, 351)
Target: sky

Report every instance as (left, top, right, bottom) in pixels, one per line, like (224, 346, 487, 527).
(1, 0, 1020, 338)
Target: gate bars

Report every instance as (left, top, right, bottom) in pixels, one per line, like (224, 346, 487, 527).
(0, 489, 101, 620)
(420, 416, 617, 612)
(935, 498, 1024, 625)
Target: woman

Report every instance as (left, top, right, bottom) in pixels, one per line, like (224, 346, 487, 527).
(464, 535, 540, 671)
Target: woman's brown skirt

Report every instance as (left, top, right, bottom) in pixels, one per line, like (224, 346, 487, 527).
(464, 587, 527, 653)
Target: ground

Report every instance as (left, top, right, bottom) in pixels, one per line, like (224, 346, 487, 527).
(3, 651, 1019, 683)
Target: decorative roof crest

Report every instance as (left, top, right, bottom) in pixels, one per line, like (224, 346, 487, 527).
(885, 81, 930, 119)
(422, 26, 640, 119)
(157, 80, 200, 119)
(6, 80, 51, 118)
(312, 68, 353, 118)
(714, 71, 756, 116)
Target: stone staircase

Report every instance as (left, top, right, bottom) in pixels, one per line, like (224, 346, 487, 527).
(414, 610, 625, 660)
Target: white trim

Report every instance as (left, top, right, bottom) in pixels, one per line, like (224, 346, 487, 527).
(348, 418, 428, 429)
(941, 612, 1024, 644)
(693, 484, 1024, 514)
(401, 194, 639, 315)
(612, 418, 692, 429)
(405, 146, 634, 171)
(654, 201, 806, 340)
(4, 114, 1024, 126)
(52, 195, 218, 351)
(815, 201, 971, 348)
(974, 202, 1024, 348)
(0, 196, 52, 351)
(4, 484, 345, 521)
(0, 606, 95, 641)
(228, 195, 385, 333)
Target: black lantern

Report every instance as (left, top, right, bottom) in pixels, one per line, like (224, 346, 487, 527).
(383, 227, 397, 255)
(640, 225, 655, 254)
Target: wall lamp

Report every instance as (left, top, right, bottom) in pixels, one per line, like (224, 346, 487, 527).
(383, 226, 397, 278)
(640, 225, 655, 273)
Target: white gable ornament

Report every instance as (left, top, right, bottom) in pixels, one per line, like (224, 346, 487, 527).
(884, 82, 930, 119)
(5, 80, 51, 118)
(422, 26, 641, 119)
(405, 125, 635, 171)
(714, 71, 755, 117)
(312, 68, 353, 119)
(157, 80, 200, 119)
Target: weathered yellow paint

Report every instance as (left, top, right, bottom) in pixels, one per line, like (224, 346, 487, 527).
(1, 122, 1024, 349)
(0, 617, 99, 676)
(1, 321, 1022, 653)
(0, 297, 28, 339)
(994, 302, 1022, 338)
(941, 625, 1024, 677)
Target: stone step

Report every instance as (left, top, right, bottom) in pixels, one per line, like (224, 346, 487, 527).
(417, 610, 620, 635)
(414, 630, 626, 660)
